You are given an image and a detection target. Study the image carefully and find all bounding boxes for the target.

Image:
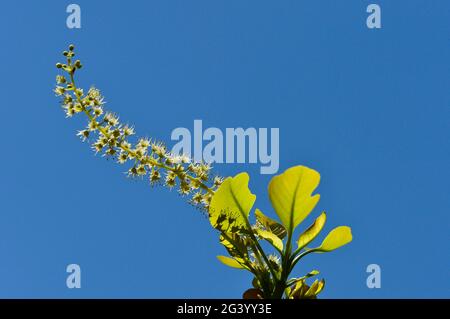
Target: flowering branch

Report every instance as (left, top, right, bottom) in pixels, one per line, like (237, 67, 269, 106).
(55, 45, 353, 299)
(55, 45, 221, 211)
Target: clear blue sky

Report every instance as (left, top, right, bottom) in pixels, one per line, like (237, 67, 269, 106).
(0, 1, 448, 298)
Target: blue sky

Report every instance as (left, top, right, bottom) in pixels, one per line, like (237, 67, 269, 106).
(0, 1, 448, 298)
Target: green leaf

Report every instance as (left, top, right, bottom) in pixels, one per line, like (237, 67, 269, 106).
(305, 269, 320, 277)
(209, 173, 256, 233)
(305, 279, 325, 298)
(268, 166, 320, 232)
(216, 255, 246, 269)
(290, 278, 325, 299)
(290, 280, 309, 299)
(316, 226, 352, 252)
(297, 212, 326, 250)
(287, 270, 320, 287)
(256, 229, 284, 252)
(255, 208, 287, 239)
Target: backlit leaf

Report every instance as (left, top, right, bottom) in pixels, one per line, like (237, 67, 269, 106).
(209, 173, 256, 233)
(255, 208, 287, 239)
(297, 212, 326, 250)
(217, 255, 245, 269)
(316, 226, 352, 252)
(256, 229, 284, 252)
(305, 279, 325, 298)
(268, 166, 320, 232)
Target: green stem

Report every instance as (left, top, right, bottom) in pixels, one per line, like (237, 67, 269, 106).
(289, 249, 318, 274)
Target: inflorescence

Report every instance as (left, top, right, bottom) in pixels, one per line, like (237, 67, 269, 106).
(54, 44, 223, 210)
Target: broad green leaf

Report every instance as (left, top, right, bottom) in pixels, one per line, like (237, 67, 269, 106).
(268, 166, 320, 232)
(216, 255, 245, 269)
(209, 173, 256, 233)
(316, 226, 352, 252)
(297, 212, 326, 250)
(255, 209, 287, 239)
(256, 229, 284, 252)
